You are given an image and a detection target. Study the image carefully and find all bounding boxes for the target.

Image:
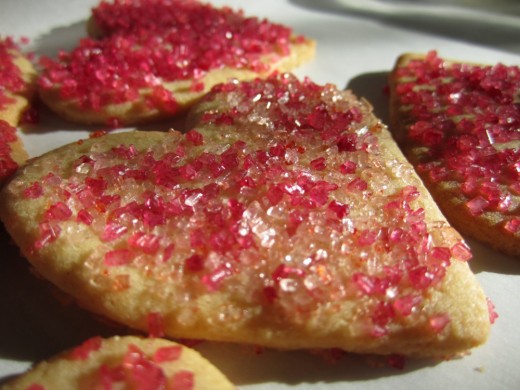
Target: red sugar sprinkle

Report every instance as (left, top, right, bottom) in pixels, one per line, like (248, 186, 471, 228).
(147, 312, 166, 338)
(98, 364, 126, 388)
(69, 336, 103, 360)
(357, 229, 379, 246)
(347, 177, 368, 192)
(185, 129, 204, 146)
(339, 160, 356, 174)
(465, 196, 490, 216)
(371, 302, 395, 327)
(86, 177, 108, 195)
(148, 85, 178, 113)
(429, 247, 451, 262)
(201, 266, 232, 292)
(429, 313, 450, 333)
(504, 218, 520, 234)
(102, 222, 128, 242)
(310, 157, 326, 171)
(90, 130, 109, 138)
(153, 345, 183, 363)
(266, 185, 285, 205)
(170, 370, 194, 390)
(392, 294, 422, 317)
(77, 209, 94, 225)
(487, 298, 499, 324)
(450, 242, 472, 261)
(23, 182, 44, 199)
(408, 266, 434, 290)
(352, 273, 377, 295)
(111, 144, 138, 160)
(128, 232, 161, 254)
(44, 202, 73, 221)
(328, 200, 349, 219)
(104, 249, 134, 266)
(35, 222, 61, 249)
(185, 254, 204, 272)
(336, 134, 358, 152)
(123, 344, 167, 390)
(272, 264, 305, 283)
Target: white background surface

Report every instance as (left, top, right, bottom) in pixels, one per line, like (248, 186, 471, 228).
(0, 1, 519, 389)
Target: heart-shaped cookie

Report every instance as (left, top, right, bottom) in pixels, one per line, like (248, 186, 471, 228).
(1, 73, 491, 357)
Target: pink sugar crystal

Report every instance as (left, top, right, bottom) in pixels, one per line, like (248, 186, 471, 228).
(429, 314, 450, 333)
(102, 222, 128, 242)
(128, 232, 161, 254)
(185, 254, 205, 272)
(124, 344, 167, 390)
(392, 295, 422, 316)
(170, 370, 194, 390)
(487, 298, 498, 324)
(504, 218, 520, 234)
(450, 242, 472, 261)
(69, 336, 103, 360)
(147, 312, 166, 338)
(23, 182, 43, 199)
(154, 345, 182, 363)
(104, 249, 134, 266)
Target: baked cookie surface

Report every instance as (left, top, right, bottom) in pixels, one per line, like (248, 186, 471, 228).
(0, 335, 235, 390)
(389, 51, 520, 257)
(1, 74, 491, 357)
(38, 0, 315, 126)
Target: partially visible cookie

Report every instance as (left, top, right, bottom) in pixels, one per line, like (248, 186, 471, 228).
(388, 51, 520, 257)
(0, 335, 235, 390)
(0, 37, 37, 182)
(38, 0, 315, 126)
(1, 74, 492, 358)
(0, 37, 36, 127)
(0, 120, 27, 182)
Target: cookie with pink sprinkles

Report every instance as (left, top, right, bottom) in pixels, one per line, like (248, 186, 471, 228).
(0, 37, 37, 182)
(38, 0, 315, 126)
(389, 52, 520, 257)
(1, 336, 235, 390)
(1, 74, 491, 358)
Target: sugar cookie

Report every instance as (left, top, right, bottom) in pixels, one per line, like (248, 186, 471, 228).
(1, 74, 491, 357)
(0, 37, 37, 181)
(389, 51, 520, 257)
(38, 0, 315, 126)
(1, 335, 234, 390)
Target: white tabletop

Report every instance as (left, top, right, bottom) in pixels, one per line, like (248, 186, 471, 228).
(0, 1, 519, 389)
